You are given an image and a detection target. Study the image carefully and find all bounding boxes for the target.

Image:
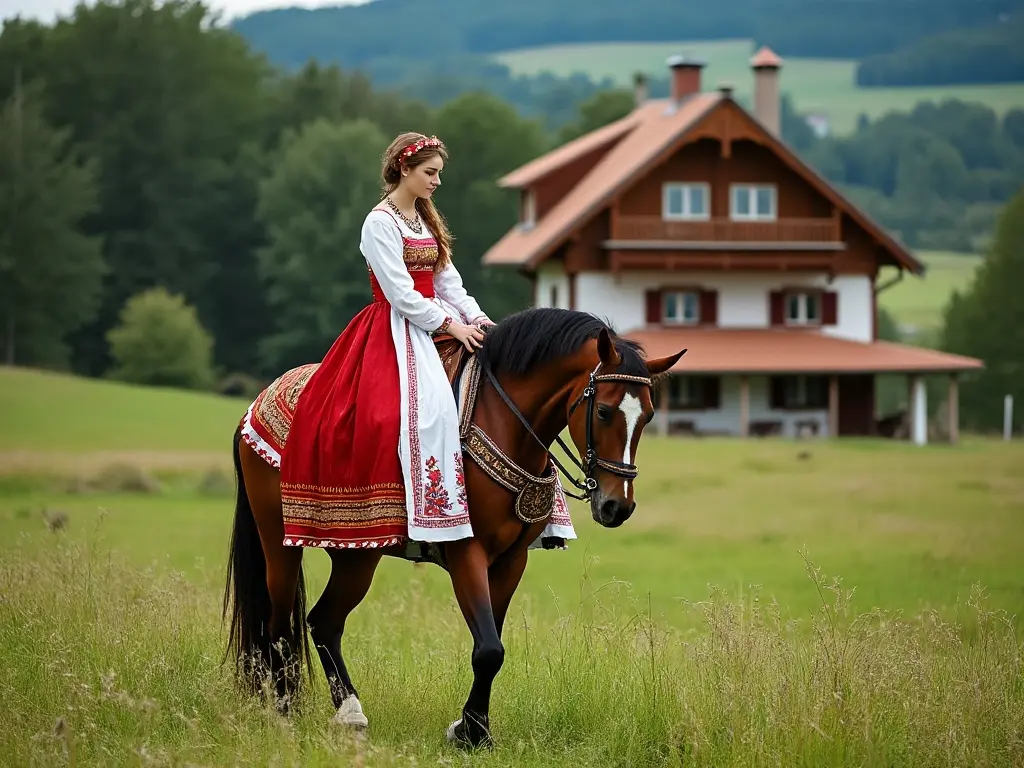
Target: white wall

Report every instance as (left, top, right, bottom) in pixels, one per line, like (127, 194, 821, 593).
(659, 375, 829, 438)
(574, 271, 873, 342)
(535, 262, 570, 309)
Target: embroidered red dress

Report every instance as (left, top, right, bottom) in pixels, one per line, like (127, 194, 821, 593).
(241, 206, 578, 549)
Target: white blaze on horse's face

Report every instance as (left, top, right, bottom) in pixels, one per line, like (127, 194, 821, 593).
(619, 393, 643, 496)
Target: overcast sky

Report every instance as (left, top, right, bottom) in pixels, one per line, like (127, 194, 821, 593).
(1, 0, 367, 24)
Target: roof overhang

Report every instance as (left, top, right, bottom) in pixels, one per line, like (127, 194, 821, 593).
(625, 327, 984, 375)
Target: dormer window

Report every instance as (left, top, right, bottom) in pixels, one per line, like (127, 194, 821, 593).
(730, 184, 776, 221)
(521, 190, 536, 230)
(664, 290, 700, 324)
(662, 182, 709, 220)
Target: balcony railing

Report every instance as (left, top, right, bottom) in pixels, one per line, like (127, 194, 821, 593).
(614, 216, 840, 244)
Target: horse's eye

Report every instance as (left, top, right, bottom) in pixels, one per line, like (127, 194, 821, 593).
(597, 405, 613, 422)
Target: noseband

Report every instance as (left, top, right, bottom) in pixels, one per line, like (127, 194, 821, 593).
(480, 362, 652, 501)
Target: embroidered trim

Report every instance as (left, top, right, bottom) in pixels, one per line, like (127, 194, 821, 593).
(463, 424, 556, 525)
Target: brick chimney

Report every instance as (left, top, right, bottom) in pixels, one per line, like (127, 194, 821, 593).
(633, 71, 647, 108)
(751, 46, 783, 136)
(666, 55, 705, 103)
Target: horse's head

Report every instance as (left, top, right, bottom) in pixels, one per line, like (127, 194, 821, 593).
(565, 328, 685, 528)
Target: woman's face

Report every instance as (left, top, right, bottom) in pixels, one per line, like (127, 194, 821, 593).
(401, 153, 443, 200)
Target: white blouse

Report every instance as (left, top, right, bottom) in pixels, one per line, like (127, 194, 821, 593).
(360, 209, 489, 331)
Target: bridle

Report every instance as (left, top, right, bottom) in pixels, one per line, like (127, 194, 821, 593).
(480, 361, 652, 501)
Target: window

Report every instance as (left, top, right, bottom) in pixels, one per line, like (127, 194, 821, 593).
(663, 290, 700, 325)
(662, 183, 709, 220)
(781, 376, 828, 409)
(730, 184, 776, 220)
(786, 292, 821, 325)
(548, 284, 559, 308)
(521, 191, 536, 229)
(668, 376, 704, 408)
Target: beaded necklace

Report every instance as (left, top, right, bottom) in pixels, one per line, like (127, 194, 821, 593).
(384, 195, 423, 234)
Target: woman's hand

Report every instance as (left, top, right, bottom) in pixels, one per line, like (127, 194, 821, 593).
(448, 321, 485, 352)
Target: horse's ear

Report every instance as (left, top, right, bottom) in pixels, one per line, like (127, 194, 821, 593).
(597, 328, 622, 368)
(646, 348, 687, 377)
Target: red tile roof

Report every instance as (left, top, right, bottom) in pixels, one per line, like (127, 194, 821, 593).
(498, 110, 644, 189)
(482, 88, 925, 276)
(482, 93, 722, 267)
(626, 327, 983, 374)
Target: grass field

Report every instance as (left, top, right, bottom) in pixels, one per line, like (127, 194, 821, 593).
(878, 250, 983, 336)
(1, 367, 1022, 765)
(493, 39, 1024, 135)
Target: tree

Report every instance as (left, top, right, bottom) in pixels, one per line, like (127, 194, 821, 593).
(0, 79, 105, 368)
(255, 117, 388, 370)
(34, 0, 272, 377)
(431, 92, 547, 320)
(106, 287, 215, 389)
(556, 88, 634, 144)
(940, 189, 1024, 432)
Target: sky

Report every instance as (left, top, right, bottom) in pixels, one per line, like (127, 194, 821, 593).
(0, 0, 368, 24)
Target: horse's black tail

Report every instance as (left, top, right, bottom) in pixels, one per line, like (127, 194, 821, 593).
(222, 424, 311, 698)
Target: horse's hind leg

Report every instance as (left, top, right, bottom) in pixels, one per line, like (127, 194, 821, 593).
(308, 548, 383, 728)
(237, 441, 308, 712)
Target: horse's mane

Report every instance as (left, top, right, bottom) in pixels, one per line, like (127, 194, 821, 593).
(478, 308, 648, 378)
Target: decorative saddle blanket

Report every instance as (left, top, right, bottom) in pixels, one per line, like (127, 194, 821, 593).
(240, 346, 574, 561)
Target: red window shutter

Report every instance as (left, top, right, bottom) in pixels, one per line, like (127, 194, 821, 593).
(769, 376, 786, 409)
(769, 291, 785, 326)
(703, 376, 721, 409)
(645, 290, 662, 325)
(700, 289, 718, 326)
(822, 291, 838, 325)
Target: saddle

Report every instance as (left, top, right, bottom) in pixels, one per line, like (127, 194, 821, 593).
(433, 330, 482, 392)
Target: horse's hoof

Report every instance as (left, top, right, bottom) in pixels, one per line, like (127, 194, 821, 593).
(333, 695, 369, 729)
(445, 714, 494, 750)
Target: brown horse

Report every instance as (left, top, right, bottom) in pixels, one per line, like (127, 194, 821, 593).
(222, 307, 685, 749)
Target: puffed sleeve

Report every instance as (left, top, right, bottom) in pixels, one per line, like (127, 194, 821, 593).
(360, 212, 451, 333)
(434, 260, 491, 325)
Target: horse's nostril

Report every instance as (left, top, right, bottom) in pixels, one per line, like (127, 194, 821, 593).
(600, 498, 618, 519)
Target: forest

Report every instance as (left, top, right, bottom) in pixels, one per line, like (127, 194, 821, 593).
(231, 0, 1023, 68)
(0, 0, 1022, 432)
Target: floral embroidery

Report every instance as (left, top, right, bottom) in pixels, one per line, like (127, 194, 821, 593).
(454, 451, 469, 515)
(423, 456, 453, 517)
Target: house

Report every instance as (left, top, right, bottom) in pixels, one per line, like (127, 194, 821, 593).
(481, 48, 983, 444)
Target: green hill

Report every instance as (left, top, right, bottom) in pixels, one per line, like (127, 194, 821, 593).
(0, 367, 249, 454)
(878, 251, 984, 337)
(493, 39, 1024, 135)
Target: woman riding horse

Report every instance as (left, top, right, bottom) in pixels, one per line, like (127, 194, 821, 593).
(224, 131, 686, 749)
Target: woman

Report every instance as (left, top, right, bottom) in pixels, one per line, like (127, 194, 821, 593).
(278, 132, 494, 549)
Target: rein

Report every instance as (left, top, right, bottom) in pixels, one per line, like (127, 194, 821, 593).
(480, 361, 652, 501)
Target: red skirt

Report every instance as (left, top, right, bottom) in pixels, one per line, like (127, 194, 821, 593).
(278, 285, 413, 548)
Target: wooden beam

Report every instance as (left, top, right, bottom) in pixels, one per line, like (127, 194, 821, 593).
(948, 374, 959, 444)
(739, 375, 749, 438)
(828, 375, 839, 437)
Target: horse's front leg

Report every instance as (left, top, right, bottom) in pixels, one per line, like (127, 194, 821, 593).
(444, 537, 503, 750)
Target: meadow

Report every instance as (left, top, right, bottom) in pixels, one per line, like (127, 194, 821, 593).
(877, 250, 983, 338)
(1, 366, 1022, 765)
(492, 39, 1024, 135)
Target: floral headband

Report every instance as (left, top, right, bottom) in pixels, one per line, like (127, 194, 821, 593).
(397, 135, 443, 166)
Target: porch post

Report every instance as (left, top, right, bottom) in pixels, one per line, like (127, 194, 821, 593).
(910, 374, 928, 446)
(948, 373, 959, 444)
(739, 375, 750, 437)
(828, 375, 839, 438)
(658, 376, 670, 436)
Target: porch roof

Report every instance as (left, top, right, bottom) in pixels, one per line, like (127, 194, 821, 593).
(625, 327, 984, 375)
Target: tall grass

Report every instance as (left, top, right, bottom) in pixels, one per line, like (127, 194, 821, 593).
(2, 537, 1020, 766)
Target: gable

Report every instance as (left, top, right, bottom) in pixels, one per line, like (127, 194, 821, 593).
(482, 95, 923, 276)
